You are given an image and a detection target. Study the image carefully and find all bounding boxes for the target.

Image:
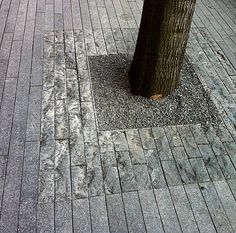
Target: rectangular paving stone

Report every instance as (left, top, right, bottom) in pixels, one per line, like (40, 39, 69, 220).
(0, 78, 17, 155)
(64, 30, 75, 53)
(0, 33, 13, 60)
(73, 198, 91, 233)
(85, 142, 104, 196)
(18, 142, 39, 232)
(54, 65, 67, 100)
(190, 124, 209, 144)
(122, 28, 135, 53)
(84, 29, 96, 55)
(116, 151, 137, 192)
(103, 28, 117, 54)
(139, 190, 165, 233)
(216, 155, 236, 179)
(144, 149, 167, 189)
(71, 0, 83, 29)
(205, 126, 228, 157)
(123, 191, 146, 233)
(139, 128, 156, 149)
(177, 125, 202, 158)
(0, 156, 7, 214)
(55, 201, 73, 233)
(154, 188, 182, 233)
(152, 127, 173, 160)
(170, 185, 199, 233)
(162, 160, 182, 186)
(133, 164, 152, 190)
(126, 129, 143, 152)
(101, 151, 121, 194)
(37, 202, 54, 233)
(216, 123, 234, 142)
(81, 102, 97, 143)
(45, 4, 54, 31)
(26, 86, 42, 141)
(31, 34, 44, 86)
(98, 131, 114, 153)
(129, 149, 146, 165)
(200, 182, 233, 233)
(90, 196, 110, 233)
(189, 158, 210, 183)
(112, 27, 127, 54)
(172, 147, 196, 184)
(227, 179, 236, 200)
(164, 126, 182, 147)
(224, 142, 236, 168)
(72, 165, 88, 199)
(198, 144, 224, 181)
(214, 180, 236, 232)
(185, 184, 217, 233)
(93, 28, 107, 55)
(55, 99, 69, 139)
(7, 40, 22, 77)
(80, 80, 92, 102)
(55, 140, 71, 201)
(14, 3, 27, 40)
(106, 194, 128, 233)
(112, 131, 129, 151)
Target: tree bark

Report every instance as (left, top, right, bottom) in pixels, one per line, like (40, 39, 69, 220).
(129, 0, 196, 99)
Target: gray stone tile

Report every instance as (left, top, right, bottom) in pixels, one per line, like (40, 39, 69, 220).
(224, 142, 236, 168)
(98, 131, 114, 153)
(139, 190, 165, 233)
(154, 188, 182, 233)
(185, 184, 217, 233)
(217, 155, 236, 179)
(84, 29, 96, 55)
(190, 124, 208, 144)
(162, 160, 182, 186)
(26, 86, 42, 141)
(103, 28, 117, 54)
(172, 146, 196, 184)
(31, 34, 44, 86)
(177, 125, 202, 158)
(85, 142, 104, 197)
(133, 164, 152, 190)
(199, 145, 224, 181)
(80, 80, 92, 102)
(139, 128, 156, 149)
(0, 78, 17, 155)
(101, 151, 121, 194)
(0, 33, 13, 60)
(112, 131, 129, 151)
(126, 129, 143, 151)
(64, 30, 75, 53)
(14, 3, 27, 40)
(93, 28, 107, 55)
(200, 182, 233, 233)
(55, 201, 73, 233)
(189, 158, 210, 183)
(112, 28, 127, 54)
(170, 185, 199, 233)
(129, 149, 146, 165)
(55, 99, 69, 139)
(55, 140, 71, 201)
(144, 149, 167, 189)
(214, 180, 236, 232)
(106, 194, 128, 233)
(116, 151, 137, 192)
(215, 123, 234, 142)
(227, 179, 236, 200)
(74, 29, 86, 56)
(164, 126, 182, 147)
(90, 196, 110, 233)
(123, 191, 146, 233)
(37, 202, 54, 233)
(206, 127, 228, 157)
(0, 156, 7, 214)
(152, 127, 173, 160)
(73, 198, 91, 233)
(72, 165, 88, 199)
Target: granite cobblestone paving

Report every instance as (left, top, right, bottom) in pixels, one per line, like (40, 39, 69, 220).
(0, 0, 236, 232)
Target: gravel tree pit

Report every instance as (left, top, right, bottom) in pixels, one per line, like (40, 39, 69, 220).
(88, 54, 220, 131)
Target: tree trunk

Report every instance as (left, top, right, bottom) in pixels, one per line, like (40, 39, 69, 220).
(129, 0, 196, 99)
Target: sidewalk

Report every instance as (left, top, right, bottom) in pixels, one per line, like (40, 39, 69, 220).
(0, 0, 236, 232)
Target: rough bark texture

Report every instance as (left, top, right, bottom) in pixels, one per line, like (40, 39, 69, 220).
(129, 0, 196, 98)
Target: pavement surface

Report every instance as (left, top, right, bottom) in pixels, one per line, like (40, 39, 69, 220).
(0, 0, 236, 232)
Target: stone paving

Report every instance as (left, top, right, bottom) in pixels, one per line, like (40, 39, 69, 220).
(0, 0, 236, 232)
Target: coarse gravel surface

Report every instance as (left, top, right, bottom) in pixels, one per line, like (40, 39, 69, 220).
(89, 54, 221, 131)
